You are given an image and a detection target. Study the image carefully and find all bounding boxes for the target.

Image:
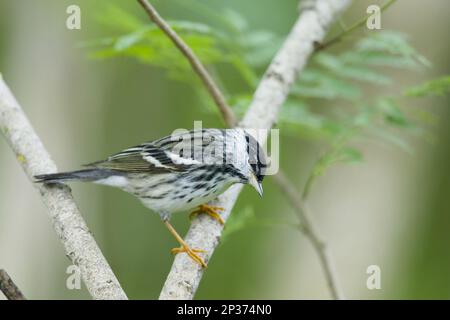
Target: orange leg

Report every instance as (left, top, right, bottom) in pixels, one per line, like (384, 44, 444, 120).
(164, 220, 207, 268)
(189, 204, 225, 225)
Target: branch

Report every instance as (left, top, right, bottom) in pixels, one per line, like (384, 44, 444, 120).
(272, 172, 344, 299)
(0, 269, 26, 300)
(156, 0, 352, 300)
(137, 0, 236, 127)
(315, 0, 397, 51)
(0, 77, 127, 300)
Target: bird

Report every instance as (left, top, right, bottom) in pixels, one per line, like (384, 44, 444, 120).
(35, 128, 267, 268)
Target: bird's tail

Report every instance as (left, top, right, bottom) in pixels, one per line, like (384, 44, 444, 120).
(34, 169, 117, 184)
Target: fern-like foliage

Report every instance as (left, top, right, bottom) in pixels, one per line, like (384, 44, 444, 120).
(405, 76, 450, 97)
(85, 3, 449, 240)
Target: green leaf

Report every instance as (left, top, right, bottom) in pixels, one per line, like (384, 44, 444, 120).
(242, 31, 282, 67)
(356, 31, 431, 67)
(315, 53, 391, 85)
(376, 98, 412, 127)
(90, 6, 434, 163)
(222, 9, 248, 32)
(168, 20, 214, 35)
(341, 51, 420, 70)
(294, 69, 361, 100)
(278, 101, 347, 139)
(366, 125, 413, 153)
(89, 22, 225, 82)
(339, 147, 364, 163)
(245, 31, 278, 48)
(96, 4, 144, 32)
(405, 76, 450, 97)
(312, 146, 363, 178)
(113, 28, 149, 51)
(353, 105, 376, 127)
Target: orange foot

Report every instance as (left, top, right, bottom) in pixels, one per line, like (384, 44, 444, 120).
(189, 204, 225, 225)
(171, 245, 207, 268)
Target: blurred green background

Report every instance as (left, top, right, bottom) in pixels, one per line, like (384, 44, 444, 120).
(0, 0, 449, 299)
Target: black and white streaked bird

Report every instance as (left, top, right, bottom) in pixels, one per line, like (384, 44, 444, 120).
(35, 128, 266, 267)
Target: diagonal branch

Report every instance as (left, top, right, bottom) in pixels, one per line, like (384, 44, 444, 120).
(137, 0, 236, 127)
(315, 0, 396, 51)
(151, 0, 351, 300)
(273, 172, 344, 299)
(0, 76, 127, 300)
(0, 269, 26, 300)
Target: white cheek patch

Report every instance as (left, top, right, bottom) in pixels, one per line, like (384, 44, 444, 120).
(95, 176, 129, 188)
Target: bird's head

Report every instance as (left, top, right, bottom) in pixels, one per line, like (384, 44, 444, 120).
(241, 130, 267, 197)
(196, 128, 267, 197)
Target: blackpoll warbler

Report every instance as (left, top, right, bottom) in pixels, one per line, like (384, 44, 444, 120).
(35, 128, 266, 267)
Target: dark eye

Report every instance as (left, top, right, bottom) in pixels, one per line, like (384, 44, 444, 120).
(250, 163, 265, 182)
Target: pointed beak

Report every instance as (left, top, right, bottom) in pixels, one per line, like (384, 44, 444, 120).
(249, 173, 263, 197)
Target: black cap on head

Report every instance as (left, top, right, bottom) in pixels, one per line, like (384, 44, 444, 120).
(245, 132, 267, 183)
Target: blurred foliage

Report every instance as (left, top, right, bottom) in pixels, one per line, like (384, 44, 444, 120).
(85, 3, 448, 238)
(221, 206, 297, 244)
(405, 75, 450, 97)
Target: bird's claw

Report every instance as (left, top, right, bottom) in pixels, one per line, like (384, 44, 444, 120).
(171, 245, 207, 268)
(189, 204, 225, 225)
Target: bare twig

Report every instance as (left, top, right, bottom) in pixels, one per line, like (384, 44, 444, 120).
(0, 77, 127, 300)
(137, 0, 237, 127)
(272, 172, 344, 299)
(0, 269, 26, 300)
(157, 0, 351, 300)
(302, 172, 316, 200)
(315, 0, 397, 51)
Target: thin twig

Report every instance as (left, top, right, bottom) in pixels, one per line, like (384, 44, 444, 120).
(272, 172, 344, 299)
(0, 269, 26, 300)
(160, 0, 344, 299)
(315, 0, 397, 51)
(302, 173, 316, 200)
(137, 0, 237, 127)
(156, 0, 352, 300)
(0, 77, 127, 300)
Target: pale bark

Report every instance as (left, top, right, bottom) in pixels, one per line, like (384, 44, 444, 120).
(0, 77, 127, 300)
(159, 0, 351, 300)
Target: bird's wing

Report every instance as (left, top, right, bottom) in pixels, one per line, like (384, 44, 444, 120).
(84, 129, 225, 173)
(153, 129, 227, 164)
(84, 144, 185, 173)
